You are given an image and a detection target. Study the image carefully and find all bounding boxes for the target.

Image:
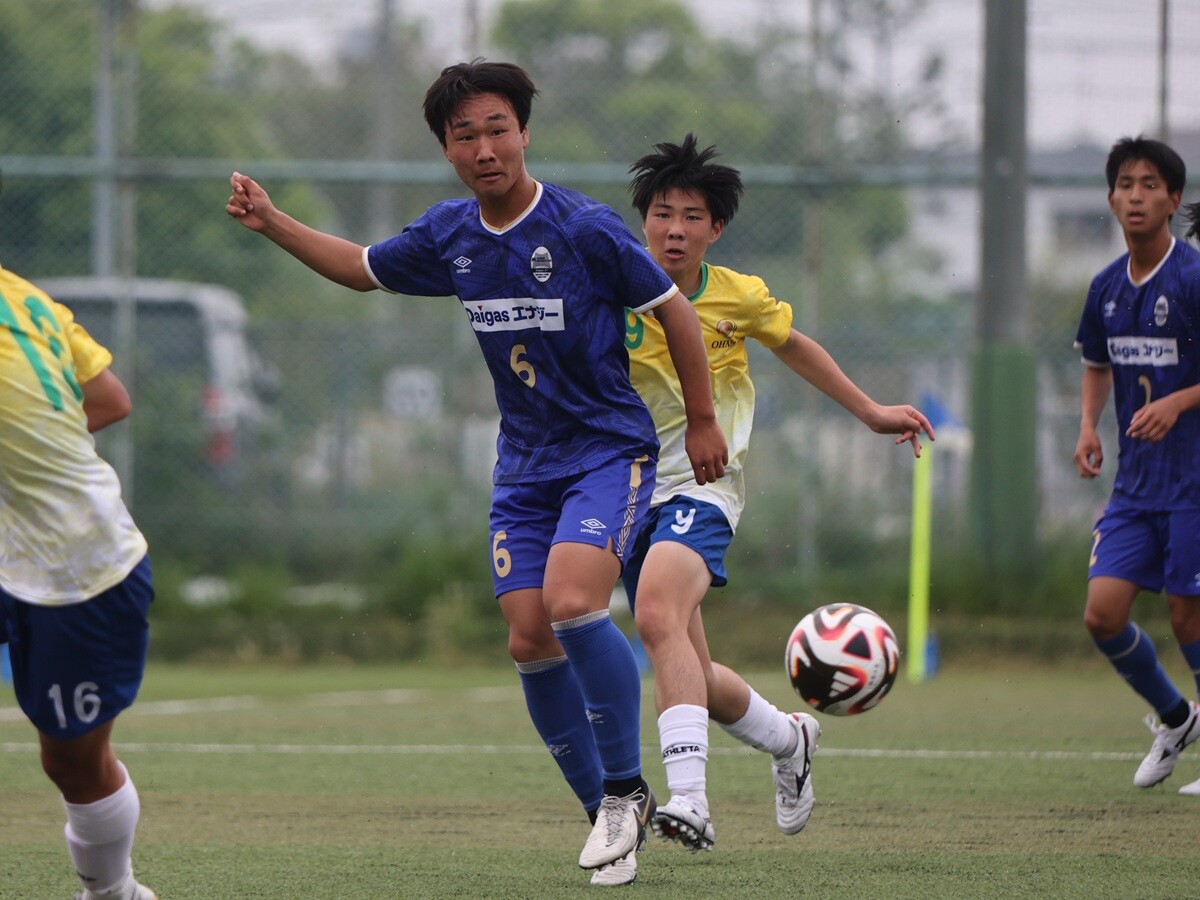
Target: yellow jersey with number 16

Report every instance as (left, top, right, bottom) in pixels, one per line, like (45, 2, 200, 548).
(0, 265, 146, 605)
(626, 262, 793, 531)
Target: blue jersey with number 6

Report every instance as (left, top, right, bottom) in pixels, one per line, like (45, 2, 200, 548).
(1074, 238, 1200, 509)
(364, 181, 673, 484)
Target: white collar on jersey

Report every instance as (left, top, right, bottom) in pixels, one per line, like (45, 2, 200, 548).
(480, 180, 543, 235)
(1126, 236, 1175, 287)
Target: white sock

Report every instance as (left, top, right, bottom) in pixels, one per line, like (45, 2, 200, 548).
(63, 762, 140, 897)
(717, 688, 798, 760)
(658, 703, 709, 804)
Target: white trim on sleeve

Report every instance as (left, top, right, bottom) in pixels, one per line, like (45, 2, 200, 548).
(361, 245, 397, 294)
(629, 285, 677, 315)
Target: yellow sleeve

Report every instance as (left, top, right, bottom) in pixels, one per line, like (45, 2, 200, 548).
(55, 300, 113, 384)
(742, 275, 793, 349)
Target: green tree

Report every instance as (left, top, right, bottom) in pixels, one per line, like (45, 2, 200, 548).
(493, 0, 770, 163)
(0, 0, 326, 316)
(490, 0, 945, 320)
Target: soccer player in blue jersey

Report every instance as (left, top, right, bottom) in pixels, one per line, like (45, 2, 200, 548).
(1, 261, 157, 899)
(1073, 136, 1200, 794)
(226, 60, 727, 881)
(616, 135, 932, 863)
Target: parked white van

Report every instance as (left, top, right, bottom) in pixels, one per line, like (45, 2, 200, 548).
(32, 277, 278, 476)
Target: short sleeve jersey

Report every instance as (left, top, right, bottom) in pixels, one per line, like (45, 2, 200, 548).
(627, 263, 793, 529)
(364, 181, 674, 484)
(1074, 237, 1200, 509)
(0, 267, 147, 605)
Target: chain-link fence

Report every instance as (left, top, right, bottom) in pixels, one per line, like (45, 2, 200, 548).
(2, 0, 1198, 606)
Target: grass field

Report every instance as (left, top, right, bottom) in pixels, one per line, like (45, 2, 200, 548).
(3, 655, 1199, 899)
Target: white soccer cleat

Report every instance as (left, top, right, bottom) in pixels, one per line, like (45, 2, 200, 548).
(772, 712, 820, 835)
(1134, 701, 1200, 788)
(1178, 776, 1200, 796)
(578, 784, 656, 870)
(589, 850, 637, 886)
(75, 873, 158, 900)
(651, 795, 715, 851)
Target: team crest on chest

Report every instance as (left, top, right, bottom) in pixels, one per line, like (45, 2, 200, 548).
(711, 318, 737, 349)
(1103, 299, 1117, 319)
(531, 246, 553, 283)
(1153, 295, 1169, 327)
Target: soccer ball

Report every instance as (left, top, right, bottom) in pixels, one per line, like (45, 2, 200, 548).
(785, 603, 900, 716)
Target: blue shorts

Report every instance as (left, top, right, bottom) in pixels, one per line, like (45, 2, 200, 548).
(622, 496, 734, 613)
(489, 455, 655, 597)
(1, 555, 154, 738)
(1089, 505, 1200, 596)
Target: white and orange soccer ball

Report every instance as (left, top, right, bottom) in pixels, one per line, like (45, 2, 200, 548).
(786, 603, 900, 716)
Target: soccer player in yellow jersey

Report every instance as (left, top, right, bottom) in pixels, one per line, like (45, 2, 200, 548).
(622, 135, 934, 855)
(0, 260, 157, 900)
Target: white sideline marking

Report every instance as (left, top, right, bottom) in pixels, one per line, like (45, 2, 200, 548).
(0, 688, 1165, 762)
(0, 687, 498, 722)
(0, 741, 1151, 761)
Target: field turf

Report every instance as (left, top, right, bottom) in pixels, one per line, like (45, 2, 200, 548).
(2, 656, 1198, 898)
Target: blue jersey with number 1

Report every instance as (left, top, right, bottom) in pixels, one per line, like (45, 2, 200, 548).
(1074, 237, 1200, 509)
(364, 181, 673, 484)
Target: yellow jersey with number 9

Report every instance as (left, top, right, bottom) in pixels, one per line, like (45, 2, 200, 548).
(0, 265, 146, 605)
(626, 263, 793, 530)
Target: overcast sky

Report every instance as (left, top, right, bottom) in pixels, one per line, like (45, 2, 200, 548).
(147, 0, 1200, 150)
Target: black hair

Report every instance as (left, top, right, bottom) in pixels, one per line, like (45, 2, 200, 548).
(1183, 201, 1200, 242)
(628, 134, 744, 226)
(1105, 135, 1186, 196)
(422, 58, 538, 147)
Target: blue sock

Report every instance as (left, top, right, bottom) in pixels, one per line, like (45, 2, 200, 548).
(1095, 623, 1184, 715)
(1179, 638, 1200, 699)
(516, 657, 603, 816)
(553, 611, 643, 782)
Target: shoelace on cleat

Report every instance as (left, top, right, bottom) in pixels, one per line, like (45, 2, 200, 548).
(598, 790, 645, 844)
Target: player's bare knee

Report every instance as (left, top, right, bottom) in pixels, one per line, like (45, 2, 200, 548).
(507, 632, 556, 664)
(1167, 595, 1200, 642)
(634, 602, 676, 649)
(39, 748, 100, 794)
(1082, 606, 1125, 640)
(544, 596, 599, 624)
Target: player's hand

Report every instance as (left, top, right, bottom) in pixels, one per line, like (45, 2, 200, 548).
(1073, 427, 1103, 477)
(685, 417, 728, 485)
(1126, 396, 1180, 443)
(865, 404, 936, 458)
(226, 172, 275, 233)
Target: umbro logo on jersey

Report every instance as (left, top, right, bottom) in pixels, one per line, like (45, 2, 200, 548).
(531, 246, 553, 283)
(454, 256, 472, 273)
(580, 518, 606, 536)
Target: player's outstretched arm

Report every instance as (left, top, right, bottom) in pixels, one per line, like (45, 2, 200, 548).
(652, 290, 728, 484)
(1074, 365, 1111, 476)
(226, 172, 374, 291)
(771, 329, 934, 457)
(81, 369, 132, 433)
